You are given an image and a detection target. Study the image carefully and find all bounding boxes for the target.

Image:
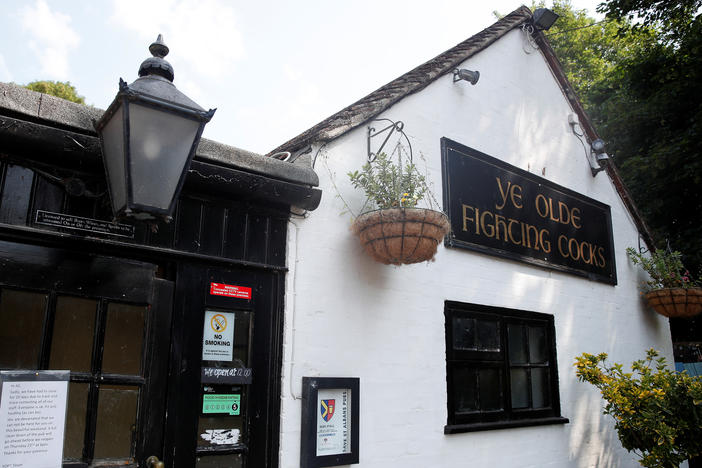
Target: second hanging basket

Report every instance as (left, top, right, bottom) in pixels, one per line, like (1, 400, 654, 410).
(351, 208, 450, 265)
(644, 288, 702, 318)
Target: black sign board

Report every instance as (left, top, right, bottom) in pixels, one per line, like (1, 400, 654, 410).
(441, 138, 616, 284)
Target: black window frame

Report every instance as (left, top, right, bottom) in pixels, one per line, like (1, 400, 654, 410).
(444, 301, 568, 434)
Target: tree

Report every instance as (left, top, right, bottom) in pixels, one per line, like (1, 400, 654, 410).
(592, 0, 702, 273)
(538, 1, 702, 275)
(23, 80, 85, 105)
(533, 0, 643, 109)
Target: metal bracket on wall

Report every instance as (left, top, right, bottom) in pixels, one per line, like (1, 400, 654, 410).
(367, 119, 407, 163)
(637, 235, 649, 254)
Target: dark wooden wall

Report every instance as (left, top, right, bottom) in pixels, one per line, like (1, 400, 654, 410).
(0, 160, 288, 268)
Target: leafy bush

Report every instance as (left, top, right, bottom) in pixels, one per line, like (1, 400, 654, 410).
(575, 349, 702, 467)
(347, 152, 428, 211)
(626, 247, 699, 291)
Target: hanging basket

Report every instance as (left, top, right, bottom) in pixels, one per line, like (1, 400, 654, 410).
(351, 208, 450, 265)
(644, 288, 702, 318)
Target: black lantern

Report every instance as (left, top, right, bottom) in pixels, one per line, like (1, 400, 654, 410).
(95, 35, 215, 220)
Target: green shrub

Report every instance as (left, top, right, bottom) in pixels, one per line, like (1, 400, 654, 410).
(575, 349, 702, 467)
(626, 247, 699, 292)
(347, 152, 427, 211)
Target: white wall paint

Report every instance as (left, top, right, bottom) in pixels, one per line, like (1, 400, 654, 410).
(280, 28, 674, 468)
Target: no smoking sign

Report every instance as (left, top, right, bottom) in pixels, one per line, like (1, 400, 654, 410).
(202, 310, 235, 361)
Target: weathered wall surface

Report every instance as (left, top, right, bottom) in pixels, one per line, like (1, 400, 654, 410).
(280, 28, 673, 468)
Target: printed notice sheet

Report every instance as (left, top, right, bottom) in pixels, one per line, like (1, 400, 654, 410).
(0, 370, 69, 468)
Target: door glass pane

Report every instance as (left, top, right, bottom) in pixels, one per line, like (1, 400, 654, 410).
(50, 296, 97, 372)
(63, 382, 89, 460)
(452, 366, 477, 412)
(452, 317, 476, 350)
(232, 311, 251, 366)
(93, 385, 139, 459)
(102, 303, 146, 375)
(508, 324, 527, 364)
(0, 289, 46, 368)
(478, 368, 502, 410)
(476, 320, 500, 351)
(196, 454, 243, 468)
(529, 326, 547, 363)
(510, 368, 529, 409)
(531, 368, 550, 408)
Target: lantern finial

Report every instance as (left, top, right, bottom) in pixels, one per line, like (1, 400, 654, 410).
(149, 34, 169, 58)
(138, 34, 174, 82)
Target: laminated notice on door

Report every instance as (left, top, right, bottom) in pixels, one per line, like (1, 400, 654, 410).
(202, 311, 235, 361)
(210, 282, 251, 299)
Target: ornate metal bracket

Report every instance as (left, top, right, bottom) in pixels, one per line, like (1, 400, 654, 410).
(367, 119, 406, 163)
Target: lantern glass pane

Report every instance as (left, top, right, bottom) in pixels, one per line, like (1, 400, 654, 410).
(128, 104, 200, 211)
(101, 105, 127, 213)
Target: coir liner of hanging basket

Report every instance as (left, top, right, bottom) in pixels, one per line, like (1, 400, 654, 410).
(644, 288, 702, 318)
(351, 208, 450, 265)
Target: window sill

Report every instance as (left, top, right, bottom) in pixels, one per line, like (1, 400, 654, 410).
(444, 416, 569, 434)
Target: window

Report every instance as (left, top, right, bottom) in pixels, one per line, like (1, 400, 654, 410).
(444, 301, 568, 433)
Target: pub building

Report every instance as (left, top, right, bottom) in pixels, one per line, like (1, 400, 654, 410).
(0, 6, 678, 468)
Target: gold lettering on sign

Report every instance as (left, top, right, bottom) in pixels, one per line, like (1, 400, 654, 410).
(557, 234, 607, 268)
(495, 177, 523, 210)
(534, 194, 582, 229)
(459, 178, 606, 271)
(461, 204, 552, 253)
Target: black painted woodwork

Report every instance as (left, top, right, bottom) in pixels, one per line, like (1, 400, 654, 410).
(444, 301, 568, 434)
(165, 263, 284, 468)
(0, 241, 171, 467)
(0, 160, 289, 268)
(0, 114, 290, 467)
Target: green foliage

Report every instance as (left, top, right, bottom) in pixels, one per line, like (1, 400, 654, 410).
(597, 0, 702, 45)
(575, 349, 702, 467)
(534, 0, 646, 109)
(592, 0, 702, 274)
(347, 152, 428, 211)
(626, 247, 699, 291)
(23, 80, 85, 104)
(542, 0, 702, 274)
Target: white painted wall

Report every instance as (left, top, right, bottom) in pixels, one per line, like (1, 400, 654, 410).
(280, 28, 674, 468)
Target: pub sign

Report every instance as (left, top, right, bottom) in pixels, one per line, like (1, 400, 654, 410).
(441, 138, 616, 284)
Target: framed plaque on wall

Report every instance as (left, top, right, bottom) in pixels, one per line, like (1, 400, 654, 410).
(300, 377, 360, 467)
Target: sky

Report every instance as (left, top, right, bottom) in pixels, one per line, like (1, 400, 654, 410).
(0, 0, 604, 155)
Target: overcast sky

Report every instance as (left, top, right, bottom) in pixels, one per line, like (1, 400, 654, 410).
(0, 0, 604, 154)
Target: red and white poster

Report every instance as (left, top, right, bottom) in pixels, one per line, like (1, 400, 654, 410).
(210, 282, 251, 299)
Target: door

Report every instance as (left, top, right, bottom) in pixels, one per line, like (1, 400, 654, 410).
(167, 264, 284, 468)
(0, 240, 172, 467)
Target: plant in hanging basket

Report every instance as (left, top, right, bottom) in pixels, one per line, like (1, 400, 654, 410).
(626, 247, 702, 318)
(348, 152, 449, 265)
